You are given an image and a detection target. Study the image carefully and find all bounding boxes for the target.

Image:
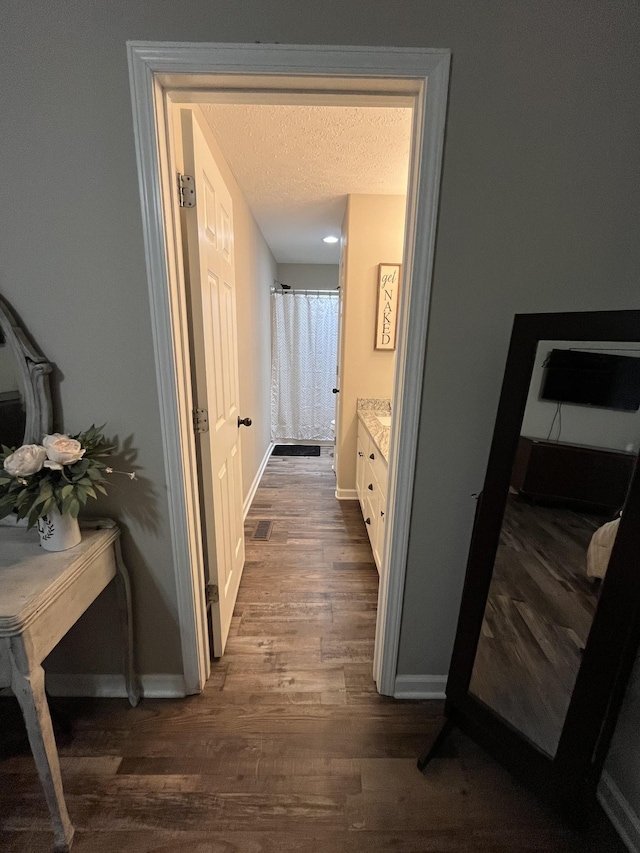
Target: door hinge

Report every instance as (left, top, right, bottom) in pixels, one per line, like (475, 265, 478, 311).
(178, 173, 196, 208)
(206, 583, 219, 604)
(193, 408, 209, 434)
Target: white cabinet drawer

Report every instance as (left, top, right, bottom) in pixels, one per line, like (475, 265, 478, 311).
(370, 450, 388, 498)
(356, 415, 389, 574)
(356, 431, 368, 506)
(362, 491, 375, 539)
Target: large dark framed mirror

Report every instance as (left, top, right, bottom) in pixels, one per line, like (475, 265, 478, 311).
(420, 309, 640, 820)
(0, 294, 53, 449)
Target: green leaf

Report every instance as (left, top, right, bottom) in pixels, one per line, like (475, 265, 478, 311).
(30, 492, 50, 509)
(41, 497, 56, 517)
(60, 484, 74, 499)
(69, 499, 80, 519)
(61, 493, 75, 514)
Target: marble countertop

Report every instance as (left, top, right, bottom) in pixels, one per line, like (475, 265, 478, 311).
(357, 398, 392, 463)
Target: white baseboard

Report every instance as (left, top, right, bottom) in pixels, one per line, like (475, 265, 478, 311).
(43, 673, 187, 699)
(598, 771, 640, 853)
(244, 442, 275, 519)
(335, 488, 358, 500)
(394, 674, 447, 700)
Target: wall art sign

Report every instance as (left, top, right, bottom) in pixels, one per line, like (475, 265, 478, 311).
(375, 263, 401, 351)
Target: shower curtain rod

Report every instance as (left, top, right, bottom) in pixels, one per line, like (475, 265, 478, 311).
(270, 287, 338, 296)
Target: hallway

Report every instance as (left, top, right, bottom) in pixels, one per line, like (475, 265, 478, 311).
(0, 450, 625, 851)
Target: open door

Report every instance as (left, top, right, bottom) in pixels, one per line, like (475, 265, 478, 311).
(179, 108, 247, 657)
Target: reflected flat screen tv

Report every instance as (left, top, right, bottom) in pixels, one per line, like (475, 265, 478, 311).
(541, 349, 640, 412)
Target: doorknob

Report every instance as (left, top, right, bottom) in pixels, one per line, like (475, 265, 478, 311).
(332, 388, 340, 394)
(238, 417, 252, 427)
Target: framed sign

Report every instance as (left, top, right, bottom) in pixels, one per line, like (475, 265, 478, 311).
(375, 263, 401, 350)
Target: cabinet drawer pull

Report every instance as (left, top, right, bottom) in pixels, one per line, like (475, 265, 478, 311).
(358, 451, 363, 457)
(365, 517, 371, 525)
(368, 483, 374, 491)
(369, 453, 375, 460)
(380, 510, 385, 517)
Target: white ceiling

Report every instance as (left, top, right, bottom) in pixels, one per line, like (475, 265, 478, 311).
(200, 103, 412, 264)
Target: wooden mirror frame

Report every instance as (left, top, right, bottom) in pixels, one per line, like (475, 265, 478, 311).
(436, 309, 640, 819)
(0, 294, 53, 446)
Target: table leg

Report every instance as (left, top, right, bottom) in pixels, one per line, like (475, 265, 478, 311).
(113, 539, 141, 707)
(9, 657, 75, 853)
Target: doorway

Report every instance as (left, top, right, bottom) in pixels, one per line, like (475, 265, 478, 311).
(175, 99, 409, 662)
(270, 286, 339, 446)
(128, 42, 450, 696)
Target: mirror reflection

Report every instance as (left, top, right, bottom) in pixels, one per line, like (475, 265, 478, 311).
(0, 327, 26, 448)
(470, 340, 640, 756)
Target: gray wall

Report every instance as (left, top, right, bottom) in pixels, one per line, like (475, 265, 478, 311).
(3, 0, 640, 824)
(277, 264, 339, 292)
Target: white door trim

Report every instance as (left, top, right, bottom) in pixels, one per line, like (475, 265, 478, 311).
(127, 41, 450, 697)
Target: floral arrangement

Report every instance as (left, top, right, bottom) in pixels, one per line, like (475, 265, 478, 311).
(0, 426, 135, 528)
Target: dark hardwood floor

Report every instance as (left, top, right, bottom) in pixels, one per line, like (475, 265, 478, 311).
(470, 495, 603, 756)
(0, 451, 625, 851)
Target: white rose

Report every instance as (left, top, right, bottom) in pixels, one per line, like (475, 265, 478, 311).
(4, 444, 47, 477)
(43, 433, 86, 467)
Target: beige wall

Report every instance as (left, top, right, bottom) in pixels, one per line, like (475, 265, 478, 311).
(336, 195, 406, 493)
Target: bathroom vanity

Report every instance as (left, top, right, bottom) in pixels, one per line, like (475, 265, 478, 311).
(356, 399, 391, 572)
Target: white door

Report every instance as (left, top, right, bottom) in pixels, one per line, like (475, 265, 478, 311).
(180, 109, 246, 657)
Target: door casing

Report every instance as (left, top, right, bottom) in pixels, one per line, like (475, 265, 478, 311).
(127, 42, 450, 696)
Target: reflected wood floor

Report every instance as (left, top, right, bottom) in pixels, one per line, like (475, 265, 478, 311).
(470, 496, 602, 756)
(0, 451, 624, 851)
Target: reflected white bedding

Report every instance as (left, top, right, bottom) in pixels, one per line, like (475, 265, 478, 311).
(586, 515, 621, 580)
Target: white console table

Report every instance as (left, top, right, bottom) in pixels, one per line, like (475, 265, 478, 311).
(0, 520, 140, 852)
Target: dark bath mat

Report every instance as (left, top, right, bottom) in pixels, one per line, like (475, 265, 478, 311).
(272, 445, 321, 457)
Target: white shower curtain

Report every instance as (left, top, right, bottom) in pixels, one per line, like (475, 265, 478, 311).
(271, 291, 339, 441)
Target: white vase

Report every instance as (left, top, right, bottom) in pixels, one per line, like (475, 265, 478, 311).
(37, 508, 81, 552)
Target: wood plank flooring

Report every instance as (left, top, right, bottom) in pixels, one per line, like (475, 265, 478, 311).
(0, 450, 625, 851)
(470, 495, 602, 756)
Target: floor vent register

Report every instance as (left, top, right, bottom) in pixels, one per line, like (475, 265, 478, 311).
(252, 520, 274, 541)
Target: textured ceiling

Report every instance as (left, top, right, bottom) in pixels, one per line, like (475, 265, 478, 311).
(200, 104, 412, 264)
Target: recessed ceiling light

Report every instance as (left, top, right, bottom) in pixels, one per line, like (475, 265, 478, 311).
(322, 235, 339, 244)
